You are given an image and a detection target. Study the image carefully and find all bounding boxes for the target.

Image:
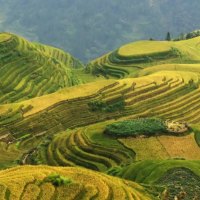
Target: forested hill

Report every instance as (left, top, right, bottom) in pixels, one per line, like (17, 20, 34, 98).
(0, 0, 200, 61)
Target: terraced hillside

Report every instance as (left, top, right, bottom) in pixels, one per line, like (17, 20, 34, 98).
(26, 125, 135, 171)
(0, 70, 198, 141)
(1, 33, 200, 199)
(0, 165, 156, 200)
(0, 32, 83, 104)
(89, 37, 200, 78)
(0, 70, 199, 170)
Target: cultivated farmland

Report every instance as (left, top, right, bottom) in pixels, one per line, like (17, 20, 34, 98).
(0, 32, 200, 199)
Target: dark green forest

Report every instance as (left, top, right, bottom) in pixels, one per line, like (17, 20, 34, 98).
(0, 0, 200, 61)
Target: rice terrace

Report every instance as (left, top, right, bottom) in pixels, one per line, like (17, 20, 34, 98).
(0, 1, 200, 199)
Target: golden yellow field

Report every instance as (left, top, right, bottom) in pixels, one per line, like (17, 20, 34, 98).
(0, 70, 193, 118)
(0, 165, 154, 200)
(118, 40, 172, 56)
(117, 36, 200, 60)
(158, 133, 200, 160)
(138, 63, 200, 77)
(0, 79, 115, 117)
(120, 133, 200, 160)
(119, 137, 170, 160)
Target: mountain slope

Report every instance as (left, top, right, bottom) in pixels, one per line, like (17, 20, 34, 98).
(0, 70, 199, 169)
(0, 32, 83, 104)
(0, 32, 200, 199)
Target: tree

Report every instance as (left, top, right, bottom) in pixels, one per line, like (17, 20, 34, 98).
(179, 33, 185, 40)
(186, 32, 194, 39)
(165, 32, 171, 41)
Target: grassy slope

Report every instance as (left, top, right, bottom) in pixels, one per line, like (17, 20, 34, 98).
(108, 160, 200, 198)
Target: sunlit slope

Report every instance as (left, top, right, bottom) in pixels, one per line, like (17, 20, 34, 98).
(118, 40, 173, 56)
(137, 63, 200, 76)
(0, 71, 199, 140)
(118, 37, 200, 60)
(0, 165, 156, 200)
(89, 37, 200, 78)
(0, 51, 200, 170)
(0, 32, 83, 104)
(120, 133, 200, 161)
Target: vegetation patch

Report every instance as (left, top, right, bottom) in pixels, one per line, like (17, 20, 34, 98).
(157, 167, 200, 200)
(105, 118, 189, 137)
(43, 173, 72, 187)
(104, 118, 168, 137)
(88, 98, 125, 112)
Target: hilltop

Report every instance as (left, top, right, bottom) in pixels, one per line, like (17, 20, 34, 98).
(89, 36, 200, 78)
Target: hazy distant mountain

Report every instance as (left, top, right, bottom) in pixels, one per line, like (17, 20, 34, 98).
(0, 0, 200, 61)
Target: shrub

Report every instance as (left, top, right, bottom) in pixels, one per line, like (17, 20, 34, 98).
(88, 99, 125, 112)
(103, 100, 125, 112)
(188, 79, 198, 89)
(88, 100, 106, 112)
(191, 125, 200, 147)
(43, 173, 72, 187)
(104, 118, 168, 137)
